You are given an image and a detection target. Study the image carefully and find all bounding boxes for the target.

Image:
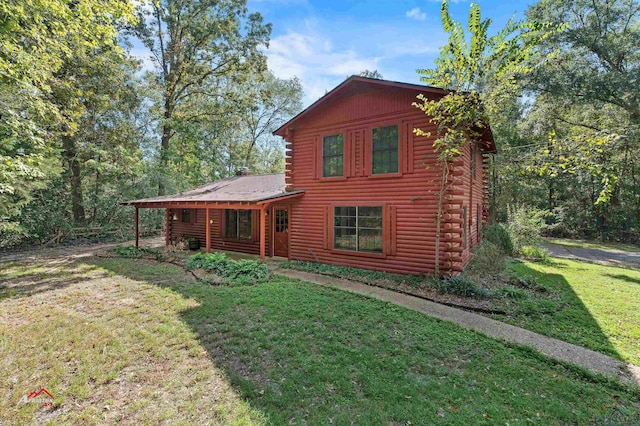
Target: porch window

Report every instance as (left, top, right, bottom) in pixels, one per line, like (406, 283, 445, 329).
(334, 206, 383, 253)
(372, 125, 399, 174)
(322, 134, 344, 177)
(180, 209, 191, 223)
(225, 209, 252, 239)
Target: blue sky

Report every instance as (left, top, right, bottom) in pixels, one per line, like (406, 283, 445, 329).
(247, 0, 536, 105)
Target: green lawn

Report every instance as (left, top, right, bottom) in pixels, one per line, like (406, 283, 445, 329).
(1, 256, 639, 424)
(501, 258, 640, 366)
(546, 237, 640, 253)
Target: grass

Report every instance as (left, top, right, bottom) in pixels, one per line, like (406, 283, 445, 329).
(546, 237, 640, 253)
(499, 258, 640, 366)
(1, 255, 639, 424)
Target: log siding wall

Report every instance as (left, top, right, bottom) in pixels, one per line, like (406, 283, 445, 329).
(283, 87, 491, 275)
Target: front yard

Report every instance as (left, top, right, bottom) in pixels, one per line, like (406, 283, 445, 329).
(1, 256, 639, 424)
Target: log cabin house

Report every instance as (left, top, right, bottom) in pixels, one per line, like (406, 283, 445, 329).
(123, 76, 496, 274)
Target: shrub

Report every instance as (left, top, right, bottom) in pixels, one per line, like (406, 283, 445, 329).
(184, 252, 234, 276)
(109, 245, 147, 258)
(520, 245, 548, 261)
(496, 285, 529, 299)
(506, 205, 550, 254)
(228, 259, 270, 281)
(483, 224, 514, 256)
(436, 276, 492, 298)
(464, 241, 507, 280)
(185, 252, 270, 285)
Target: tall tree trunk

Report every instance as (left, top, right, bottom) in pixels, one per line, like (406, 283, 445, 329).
(62, 135, 86, 223)
(158, 100, 173, 196)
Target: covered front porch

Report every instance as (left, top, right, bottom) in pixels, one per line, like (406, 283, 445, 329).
(121, 173, 303, 261)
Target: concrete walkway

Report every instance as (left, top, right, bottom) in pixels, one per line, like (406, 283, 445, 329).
(542, 242, 640, 269)
(277, 269, 640, 385)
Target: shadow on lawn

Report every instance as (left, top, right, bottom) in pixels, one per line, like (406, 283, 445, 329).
(504, 260, 625, 361)
(0, 260, 104, 300)
(604, 273, 640, 285)
(81, 256, 640, 424)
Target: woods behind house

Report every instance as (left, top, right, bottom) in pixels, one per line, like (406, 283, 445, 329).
(1, 0, 638, 248)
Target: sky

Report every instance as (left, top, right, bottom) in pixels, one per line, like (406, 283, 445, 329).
(246, 0, 537, 106)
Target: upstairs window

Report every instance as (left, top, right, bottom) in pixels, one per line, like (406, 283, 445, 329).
(322, 134, 344, 177)
(372, 125, 399, 174)
(225, 209, 252, 240)
(334, 206, 383, 253)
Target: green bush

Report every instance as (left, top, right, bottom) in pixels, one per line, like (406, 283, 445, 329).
(109, 245, 147, 258)
(520, 245, 548, 261)
(496, 285, 529, 299)
(228, 259, 270, 281)
(185, 252, 270, 285)
(464, 241, 507, 280)
(483, 224, 514, 256)
(184, 252, 234, 276)
(436, 276, 492, 299)
(507, 205, 550, 254)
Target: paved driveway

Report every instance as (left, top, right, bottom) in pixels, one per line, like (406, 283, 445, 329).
(542, 242, 640, 268)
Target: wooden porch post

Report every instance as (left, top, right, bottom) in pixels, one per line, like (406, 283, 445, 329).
(205, 207, 211, 252)
(135, 206, 139, 248)
(259, 207, 266, 261)
(165, 208, 170, 248)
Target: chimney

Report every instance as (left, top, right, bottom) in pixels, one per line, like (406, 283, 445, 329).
(235, 167, 251, 176)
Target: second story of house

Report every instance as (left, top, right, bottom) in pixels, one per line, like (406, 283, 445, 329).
(274, 76, 495, 193)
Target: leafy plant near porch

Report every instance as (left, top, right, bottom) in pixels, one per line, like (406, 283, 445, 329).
(185, 252, 269, 285)
(413, 0, 558, 276)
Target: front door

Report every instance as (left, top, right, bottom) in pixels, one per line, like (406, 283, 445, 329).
(273, 207, 289, 257)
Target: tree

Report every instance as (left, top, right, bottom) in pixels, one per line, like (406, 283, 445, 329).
(358, 70, 384, 79)
(239, 72, 303, 166)
(413, 0, 553, 275)
(134, 0, 271, 195)
(0, 0, 134, 234)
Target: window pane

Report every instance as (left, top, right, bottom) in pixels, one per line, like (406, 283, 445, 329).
(334, 226, 357, 251)
(358, 228, 383, 253)
(224, 210, 235, 238)
(323, 134, 344, 177)
(181, 209, 191, 223)
(238, 210, 252, 239)
(372, 125, 399, 175)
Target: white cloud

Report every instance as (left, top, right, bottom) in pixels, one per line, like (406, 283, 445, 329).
(266, 27, 379, 105)
(406, 7, 426, 21)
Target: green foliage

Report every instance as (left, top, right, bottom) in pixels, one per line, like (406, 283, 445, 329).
(463, 241, 508, 281)
(483, 224, 515, 256)
(228, 260, 270, 282)
(185, 252, 235, 276)
(520, 245, 549, 261)
(109, 245, 149, 258)
(185, 252, 269, 285)
(435, 276, 492, 298)
(506, 205, 550, 254)
(496, 285, 530, 300)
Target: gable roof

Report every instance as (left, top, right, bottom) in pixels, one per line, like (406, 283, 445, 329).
(122, 173, 303, 206)
(274, 75, 496, 153)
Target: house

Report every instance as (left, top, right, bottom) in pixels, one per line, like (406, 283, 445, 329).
(123, 76, 495, 275)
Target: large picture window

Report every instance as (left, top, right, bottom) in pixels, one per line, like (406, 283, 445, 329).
(225, 209, 252, 240)
(322, 134, 344, 177)
(334, 206, 383, 253)
(372, 125, 399, 174)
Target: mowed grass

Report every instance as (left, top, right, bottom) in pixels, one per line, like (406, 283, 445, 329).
(0, 259, 262, 425)
(546, 237, 640, 253)
(502, 258, 640, 366)
(1, 256, 639, 424)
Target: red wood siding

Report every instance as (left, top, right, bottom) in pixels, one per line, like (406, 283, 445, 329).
(284, 87, 491, 275)
(168, 208, 271, 255)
